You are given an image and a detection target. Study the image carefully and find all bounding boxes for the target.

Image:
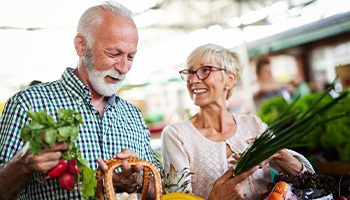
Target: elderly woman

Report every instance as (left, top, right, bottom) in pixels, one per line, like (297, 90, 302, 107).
(161, 44, 314, 200)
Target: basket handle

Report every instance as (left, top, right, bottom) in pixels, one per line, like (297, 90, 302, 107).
(96, 156, 162, 200)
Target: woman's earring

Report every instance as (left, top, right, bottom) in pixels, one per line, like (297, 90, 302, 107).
(226, 86, 230, 90)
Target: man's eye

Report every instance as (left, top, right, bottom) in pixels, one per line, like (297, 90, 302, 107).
(127, 55, 135, 61)
(106, 52, 121, 57)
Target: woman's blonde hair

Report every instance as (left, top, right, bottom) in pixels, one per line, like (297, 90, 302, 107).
(186, 43, 244, 99)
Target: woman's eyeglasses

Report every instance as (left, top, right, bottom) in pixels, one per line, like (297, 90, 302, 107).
(179, 66, 226, 82)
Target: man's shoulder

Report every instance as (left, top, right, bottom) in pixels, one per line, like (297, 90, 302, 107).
(19, 80, 62, 96)
(6, 80, 63, 107)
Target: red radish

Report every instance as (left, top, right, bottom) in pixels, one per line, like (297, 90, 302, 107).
(58, 172, 75, 190)
(67, 159, 80, 175)
(44, 160, 68, 180)
(334, 197, 347, 200)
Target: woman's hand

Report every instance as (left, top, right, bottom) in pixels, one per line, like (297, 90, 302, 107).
(238, 137, 283, 169)
(241, 138, 303, 174)
(96, 149, 143, 193)
(208, 166, 258, 200)
(268, 149, 304, 174)
(228, 153, 240, 166)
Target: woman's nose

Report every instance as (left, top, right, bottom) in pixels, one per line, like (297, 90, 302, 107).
(189, 74, 201, 83)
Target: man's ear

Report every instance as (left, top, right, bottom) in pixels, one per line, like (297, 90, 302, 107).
(74, 33, 86, 57)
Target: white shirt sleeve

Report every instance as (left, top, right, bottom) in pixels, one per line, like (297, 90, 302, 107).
(161, 124, 193, 192)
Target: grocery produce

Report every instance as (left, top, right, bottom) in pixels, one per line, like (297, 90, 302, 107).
(158, 163, 206, 199)
(258, 88, 350, 162)
(67, 159, 80, 175)
(334, 196, 348, 200)
(161, 163, 193, 194)
(273, 172, 339, 199)
(272, 181, 289, 196)
(20, 109, 97, 197)
(58, 171, 76, 190)
(45, 159, 68, 180)
(266, 192, 284, 200)
(234, 79, 349, 175)
(265, 181, 291, 200)
(162, 192, 204, 200)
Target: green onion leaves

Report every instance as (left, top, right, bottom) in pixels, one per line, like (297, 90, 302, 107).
(234, 79, 349, 176)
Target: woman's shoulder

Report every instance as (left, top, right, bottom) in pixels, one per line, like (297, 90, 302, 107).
(161, 120, 194, 144)
(233, 113, 267, 134)
(234, 113, 263, 123)
(162, 119, 192, 133)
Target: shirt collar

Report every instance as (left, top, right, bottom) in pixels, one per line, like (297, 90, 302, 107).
(60, 67, 120, 106)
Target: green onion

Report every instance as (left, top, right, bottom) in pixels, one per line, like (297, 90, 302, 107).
(234, 78, 349, 175)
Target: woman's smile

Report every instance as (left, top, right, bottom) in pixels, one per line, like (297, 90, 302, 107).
(193, 88, 208, 94)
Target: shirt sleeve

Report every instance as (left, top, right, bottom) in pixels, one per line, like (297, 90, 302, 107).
(160, 124, 193, 192)
(142, 128, 163, 170)
(0, 96, 29, 168)
(287, 149, 315, 173)
(269, 149, 315, 174)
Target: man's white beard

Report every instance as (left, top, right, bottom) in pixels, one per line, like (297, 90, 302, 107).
(87, 68, 125, 97)
(83, 46, 126, 97)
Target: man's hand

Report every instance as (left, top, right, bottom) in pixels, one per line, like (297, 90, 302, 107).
(96, 149, 143, 193)
(0, 141, 69, 200)
(17, 141, 68, 174)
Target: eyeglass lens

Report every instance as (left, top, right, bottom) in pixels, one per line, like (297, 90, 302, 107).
(180, 66, 223, 81)
(180, 66, 210, 81)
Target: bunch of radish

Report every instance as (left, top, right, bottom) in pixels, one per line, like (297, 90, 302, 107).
(43, 159, 80, 190)
(20, 109, 97, 197)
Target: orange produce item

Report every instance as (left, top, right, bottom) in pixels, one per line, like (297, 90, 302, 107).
(267, 192, 284, 200)
(273, 181, 289, 196)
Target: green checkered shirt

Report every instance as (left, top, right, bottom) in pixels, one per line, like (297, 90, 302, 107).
(0, 67, 162, 199)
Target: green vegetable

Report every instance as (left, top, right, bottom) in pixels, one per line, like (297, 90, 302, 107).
(234, 79, 350, 175)
(20, 109, 97, 198)
(258, 87, 350, 162)
(20, 109, 82, 153)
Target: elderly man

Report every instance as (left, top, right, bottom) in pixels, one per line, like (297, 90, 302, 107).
(0, 1, 161, 199)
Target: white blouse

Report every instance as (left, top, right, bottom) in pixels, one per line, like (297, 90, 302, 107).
(161, 113, 314, 200)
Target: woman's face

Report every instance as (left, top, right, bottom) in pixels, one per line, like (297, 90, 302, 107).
(186, 56, 228, 108)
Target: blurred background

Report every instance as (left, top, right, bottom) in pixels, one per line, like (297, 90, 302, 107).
(1, 0, 350, 190)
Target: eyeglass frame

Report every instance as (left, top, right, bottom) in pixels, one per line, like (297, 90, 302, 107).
(179, 66, 226, 82)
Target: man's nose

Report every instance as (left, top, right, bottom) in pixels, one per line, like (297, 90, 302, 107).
(114, 56, 131, 74)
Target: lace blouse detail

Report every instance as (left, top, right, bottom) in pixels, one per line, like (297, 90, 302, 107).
(161, 113, 313, 199)
(161, 114, 269, 199)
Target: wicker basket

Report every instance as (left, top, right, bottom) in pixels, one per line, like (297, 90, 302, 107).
(96, 156, 162, 200)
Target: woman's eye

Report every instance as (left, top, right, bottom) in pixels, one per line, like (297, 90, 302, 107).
(188, 71, 195, 75)
(201, 68, 210, 73)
